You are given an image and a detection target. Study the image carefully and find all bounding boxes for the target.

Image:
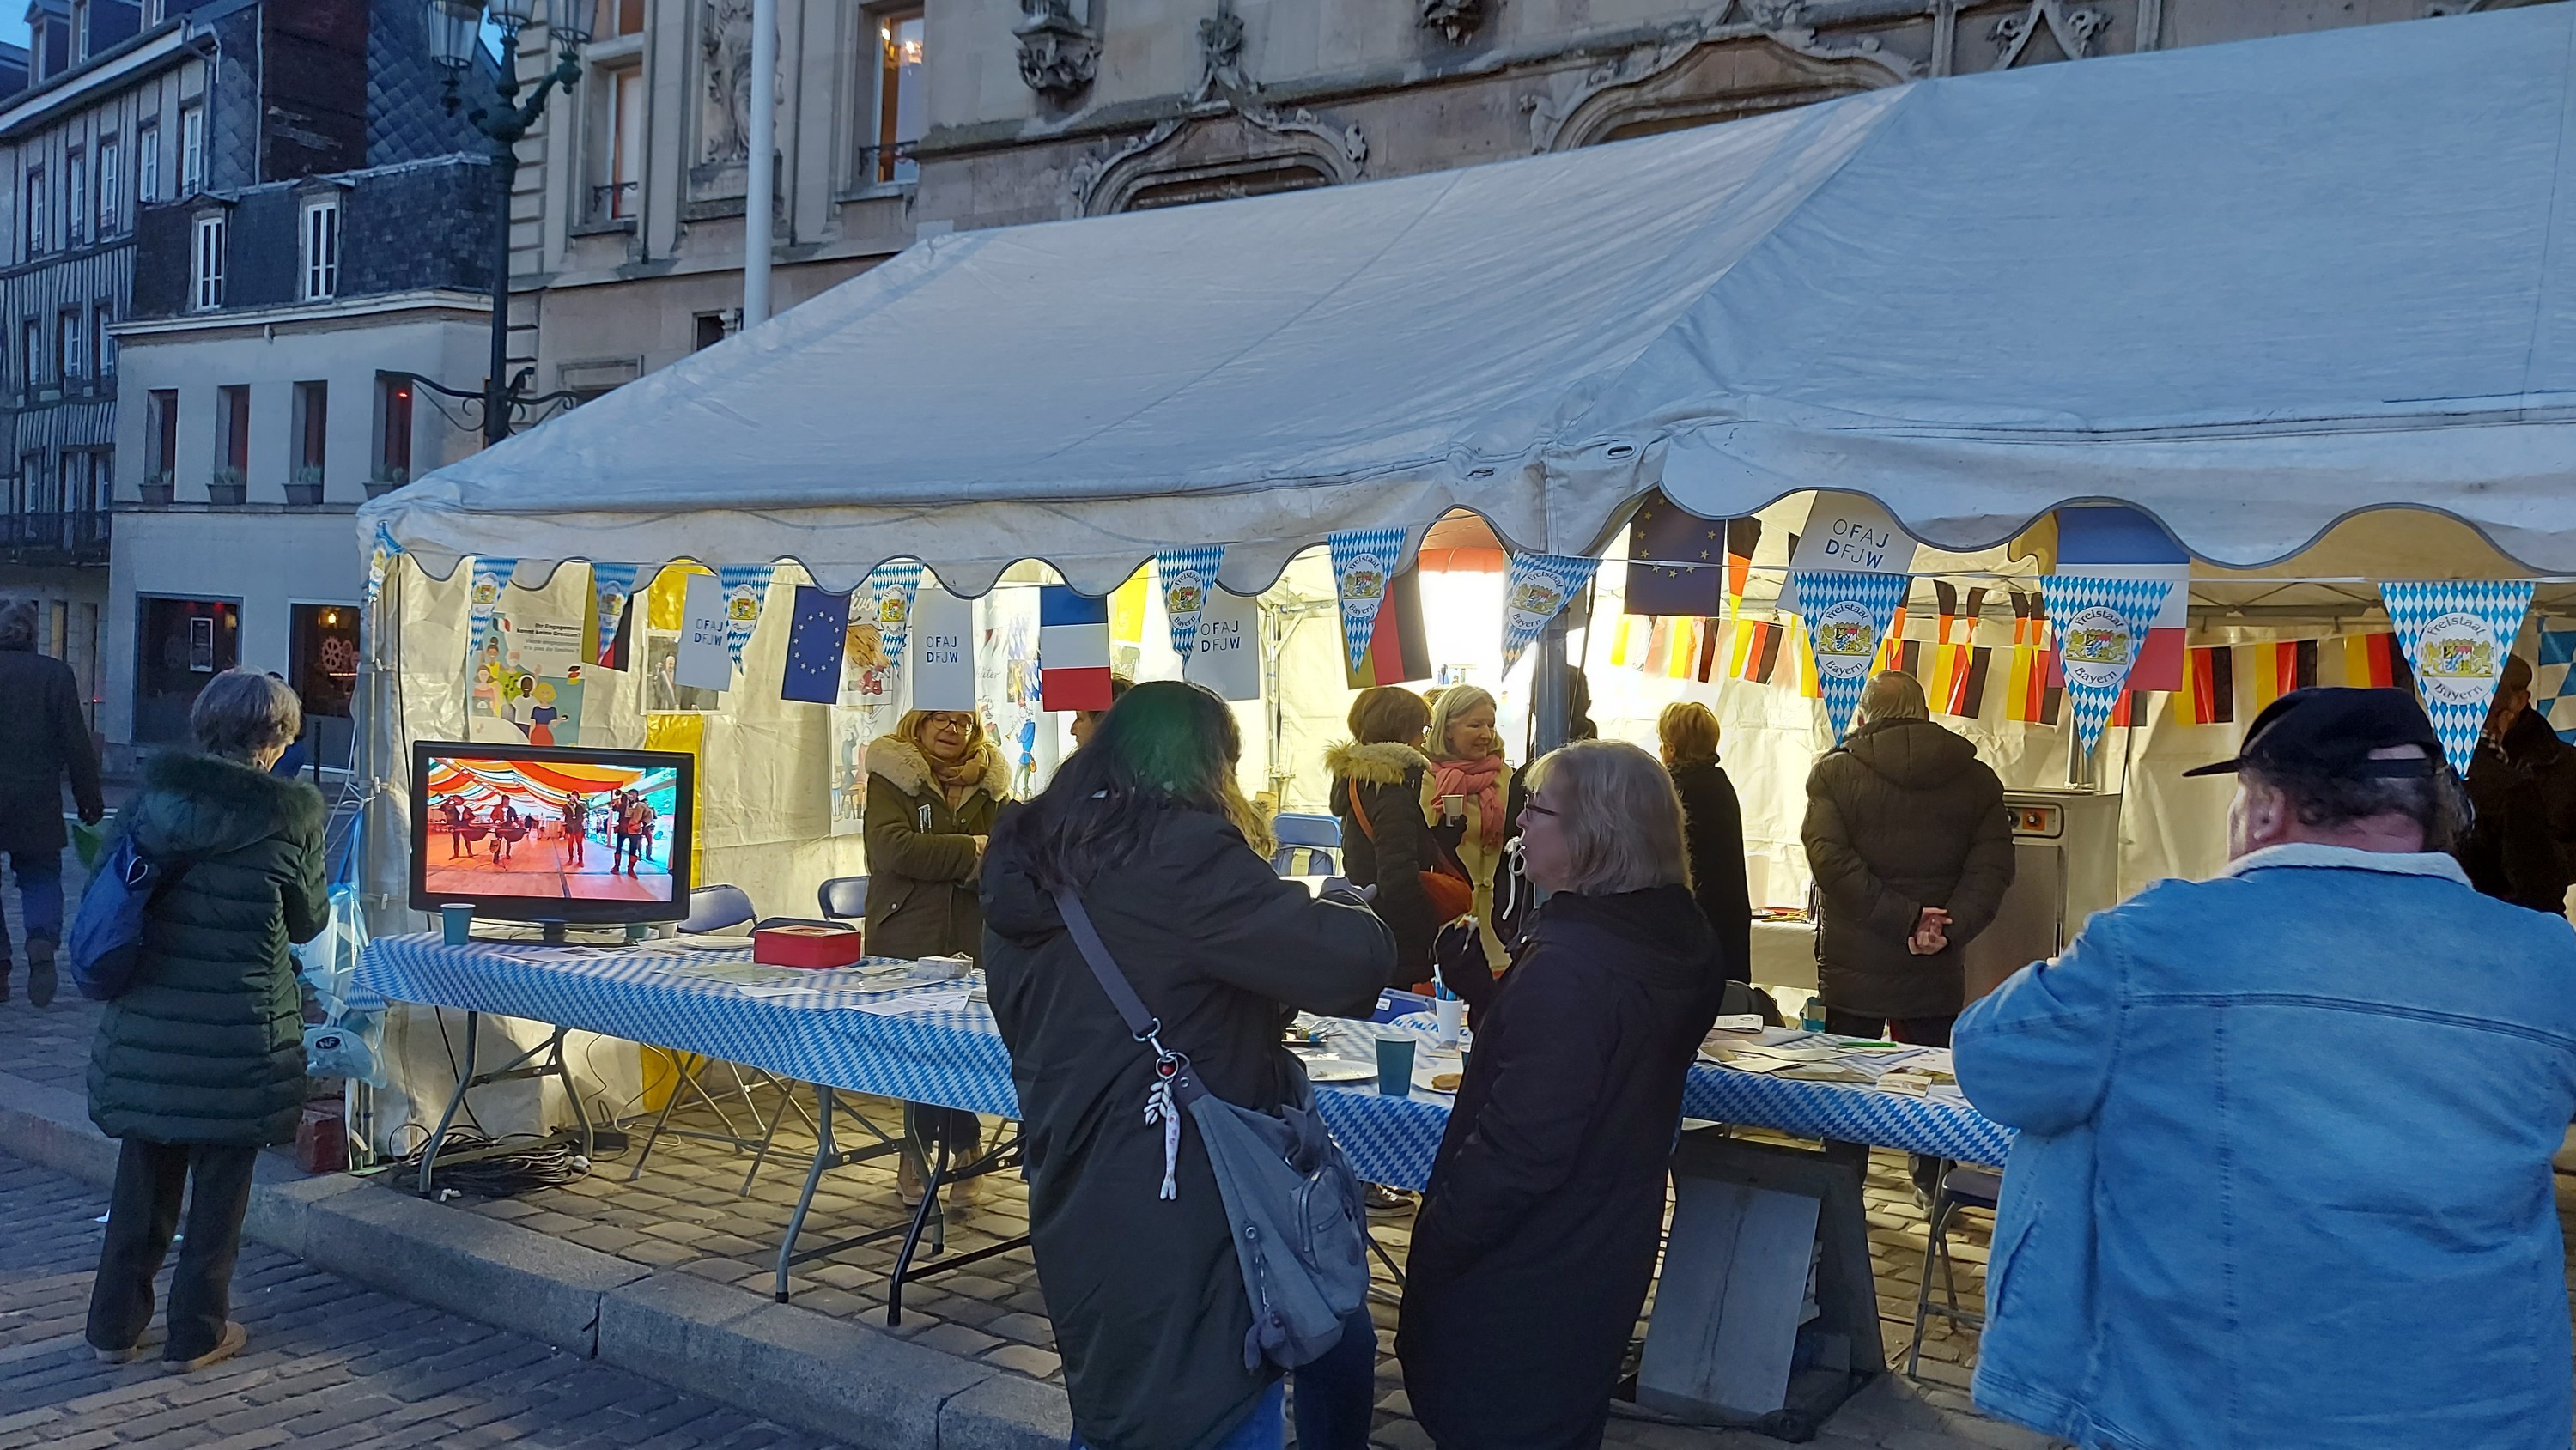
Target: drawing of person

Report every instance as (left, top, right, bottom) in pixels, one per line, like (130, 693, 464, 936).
(526, 680, 560, 745)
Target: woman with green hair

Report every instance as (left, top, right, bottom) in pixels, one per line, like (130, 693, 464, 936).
(981, 681, 1391, 1450)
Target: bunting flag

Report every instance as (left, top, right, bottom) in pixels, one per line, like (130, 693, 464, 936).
(1941, 646, 1995, 719)
(1932, 582, 1991, 646)
(673, 570, 732, 691)
(715, 564, 775, 674)
(1346, 567, 1432, 688)
(1792, 570, 1908, 739)
(2173, 646, 2239, 725)
(1157, 545, 1224, 659)
(1872, 604, 1911, 672)
(2383, 579, 2537, 774)
(1038, 586, 1115, 711)
(2004, 645, 2064, 725)
(2042, 575, 2175, 754)
(1790, 615, 1823, 699)
(779, 585, 848, 704)
(365, 524, 400, 606)
(1725, 518, 1761, 610)
(1500, 551, 1600, 674)
(1328, 526, 1408, 672)
(864, 561, 923, 666)
(908, 585, 975, 710)
(589, 563, 642, 670)
(1625, 496, 1729, 617)
(2055, 505, 2191, 692)
(2009, 589, 2046, 645)
(1728, 617, 1785, 685)
(2323, 630, 2406, 690)
(2534, 618, 2576, 741)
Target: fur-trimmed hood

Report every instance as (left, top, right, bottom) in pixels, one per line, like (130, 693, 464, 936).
(1326, 739, 1429, 787)
(127, 751, 325, 859)
(866, 732, 1012, 803)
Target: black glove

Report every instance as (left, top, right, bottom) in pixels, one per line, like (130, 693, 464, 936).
(1433, 916, 1492, 1005)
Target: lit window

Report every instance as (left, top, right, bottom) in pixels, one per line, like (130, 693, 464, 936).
(179, 106, 204, 195)
(375, 373, 413, 482)
(191, 214, 224, 310)
(301, 195, 340, 300)
(871, 8, 923, 185)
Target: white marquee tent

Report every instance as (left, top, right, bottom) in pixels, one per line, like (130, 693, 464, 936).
(362, 2, 2576, 595)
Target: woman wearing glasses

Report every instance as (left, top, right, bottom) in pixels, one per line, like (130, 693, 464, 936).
(1401, 740, 1728, 1448)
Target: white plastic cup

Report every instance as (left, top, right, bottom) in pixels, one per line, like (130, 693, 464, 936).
(1440, 792, 1466, 823)
(1435, 994, 1465, 1045)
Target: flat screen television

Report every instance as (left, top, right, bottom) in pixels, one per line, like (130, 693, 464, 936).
(410, 742, 695, 925)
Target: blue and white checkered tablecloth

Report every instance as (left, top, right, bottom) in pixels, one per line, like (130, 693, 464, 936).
(356, 936, 2008, 1192)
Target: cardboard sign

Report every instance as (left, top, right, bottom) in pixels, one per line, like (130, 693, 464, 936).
(909, 585, 977, 711)
(674, 571, 733, 691)
(1185, 587, 1261, 701)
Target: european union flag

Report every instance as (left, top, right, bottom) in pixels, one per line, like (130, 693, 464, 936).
(780, 585, 848, 704)
(1624, 493, 1728, 616)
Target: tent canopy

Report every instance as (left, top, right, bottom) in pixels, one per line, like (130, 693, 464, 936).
(363, 3, 2576, 595)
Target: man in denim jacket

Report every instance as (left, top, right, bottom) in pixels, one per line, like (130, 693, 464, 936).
(1956, 688, 2576, 1450)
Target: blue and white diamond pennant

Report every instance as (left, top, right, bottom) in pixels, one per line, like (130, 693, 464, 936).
(2042, 574, 2173, 755)
(2383, 579, 2533, 774)
(2534, 616, 2576, 743)
(1327, 527, 1407, 673)
(1500, 552, 1599, 674)
(1157, 545, 1224, 660)
(1793, 569, 1910, 743)
(716, 564, 776, 673)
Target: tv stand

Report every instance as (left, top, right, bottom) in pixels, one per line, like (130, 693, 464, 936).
(538, 918, 568, 945)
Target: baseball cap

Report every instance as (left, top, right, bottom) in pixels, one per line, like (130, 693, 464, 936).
(2181, 686, 2445, 780)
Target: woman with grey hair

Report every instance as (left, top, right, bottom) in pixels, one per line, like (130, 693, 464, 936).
(1401, 740, 1728, 1447)
(84, 669, 326, 1374)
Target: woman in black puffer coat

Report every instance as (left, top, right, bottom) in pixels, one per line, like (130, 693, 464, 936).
(1403, 741, 1727, 1450)
(86, 670, 326, 1374)
(1327, 685, 1440, 982)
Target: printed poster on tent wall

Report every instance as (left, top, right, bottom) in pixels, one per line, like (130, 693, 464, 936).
(828, 707, 872, 838)
(2382, 579, 2536, 775)
(470, 563, 591, 744)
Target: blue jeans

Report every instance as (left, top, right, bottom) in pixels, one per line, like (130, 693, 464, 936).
(1066, 1308, 1376, 1450)
(4, 847, 63, 948)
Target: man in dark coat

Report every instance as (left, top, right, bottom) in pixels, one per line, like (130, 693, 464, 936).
(2456, 653, 2576, 915)
(1801, 671, 2015, 1042)
(0, 599, 105, 1006)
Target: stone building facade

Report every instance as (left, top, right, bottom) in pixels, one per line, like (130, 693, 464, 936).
(509, 0, 2533, 406)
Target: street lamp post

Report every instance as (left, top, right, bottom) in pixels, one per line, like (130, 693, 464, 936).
(428, 0, 591, 447)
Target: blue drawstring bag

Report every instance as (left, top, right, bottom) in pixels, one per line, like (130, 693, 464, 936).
(65, 836, 191, 1001)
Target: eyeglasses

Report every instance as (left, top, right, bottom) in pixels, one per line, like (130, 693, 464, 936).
(1522, 798, 1558, 819)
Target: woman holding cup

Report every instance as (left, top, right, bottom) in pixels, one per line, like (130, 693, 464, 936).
(1402, 741, 1727, 1447)
(1423, 685, 1525, 968)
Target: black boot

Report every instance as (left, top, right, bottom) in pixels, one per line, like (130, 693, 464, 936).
(26, 938, 55, 1008)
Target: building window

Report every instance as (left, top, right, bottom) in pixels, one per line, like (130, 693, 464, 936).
(191, 213, 224, 309)
(694, 312, 729, 349)
(65, 151, 85, 243)
(293, 380, 327, 478)
(300, 195, 340, 300)
(136, 123, 157, 203)
(27, 21, 44, 83)
(97, 140, 118, 232)
(25, 168, 44, 254)
(58, 310, 79, 381)
(92, 305, 111, 376)
(869, 7, 924, 185)
(179, 106, 204, 194)
(374, 373, 415, 484)
(21, 319, 39, 388)
(216, 384, 249, 476)
(146, 388, 176, 485)
(137, 598, 240, 743)
(597, 0, 645, 38)
(70, 0, 88, 64)
(585, 64, 643, 221)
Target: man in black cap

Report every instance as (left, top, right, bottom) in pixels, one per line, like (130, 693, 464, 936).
(1949, 688, 2576, 1450)
(2455, 653, 2576, 915)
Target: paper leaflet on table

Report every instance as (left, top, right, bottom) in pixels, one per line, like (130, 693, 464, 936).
(1038, 585, 1114, 711)
(1328, 525, 1409, 672)
(1157, 544, 1224, 660)
(2041, 574, 2172, 755)
(589, 562, 643, 670)
(2382, 579, 2536, 774)
(1499, 551, 1599, 674)
(1790, 569, 1909, 742)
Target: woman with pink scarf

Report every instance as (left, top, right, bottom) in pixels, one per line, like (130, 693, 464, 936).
(1424, 685, 1526, 966)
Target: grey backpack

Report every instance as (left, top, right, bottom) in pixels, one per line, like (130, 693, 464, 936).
(1053, 888, 1371, 1372)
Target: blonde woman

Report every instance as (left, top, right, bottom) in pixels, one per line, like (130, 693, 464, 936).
(1423, 684, 1524, 964)
(1658, 701, 1753, 986)
(1404, 741, 1727, 1447)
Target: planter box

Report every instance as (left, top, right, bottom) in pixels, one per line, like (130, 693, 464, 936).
(207, 482, 246, 506)
(285, 483, 325, 507)
(137, 482, 173, 507)
(364, 479, 407, 500)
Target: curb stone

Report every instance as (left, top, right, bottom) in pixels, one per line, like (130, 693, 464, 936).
(0, 1065, 1069, 1449)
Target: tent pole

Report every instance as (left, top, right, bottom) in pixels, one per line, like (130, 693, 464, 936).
(1530, 613, 1571, 759)
(743, 0, 777, 328)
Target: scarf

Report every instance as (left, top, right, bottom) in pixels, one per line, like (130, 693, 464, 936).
(924, 745, 986, 809)
(1431, 755, 1508, 850)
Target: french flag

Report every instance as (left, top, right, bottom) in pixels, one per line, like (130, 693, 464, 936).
(1039, 586, 1115, 711)
(2057, 506, 2189, 693)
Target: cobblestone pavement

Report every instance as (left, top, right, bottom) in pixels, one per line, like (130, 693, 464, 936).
(0, 1149, 851, 1450)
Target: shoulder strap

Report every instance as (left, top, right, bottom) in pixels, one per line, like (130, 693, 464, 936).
(1346, 784, 1377, 842)
(1050, 888, 1208, 1106)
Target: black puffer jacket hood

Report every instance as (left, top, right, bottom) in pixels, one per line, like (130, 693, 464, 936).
(1842, 715, 1985, 792)
(128, 752, 325, 860)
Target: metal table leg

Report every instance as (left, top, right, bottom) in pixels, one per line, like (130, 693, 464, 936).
(419, 1010, 481, 1197)
(416, 1016, 592, 1198)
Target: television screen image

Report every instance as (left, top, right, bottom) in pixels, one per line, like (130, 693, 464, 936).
(411, 744, 692, 919)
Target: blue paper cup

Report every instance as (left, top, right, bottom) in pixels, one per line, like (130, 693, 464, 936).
(1376, 1036, 1416, 1097)
(440, 903, 474, 946)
